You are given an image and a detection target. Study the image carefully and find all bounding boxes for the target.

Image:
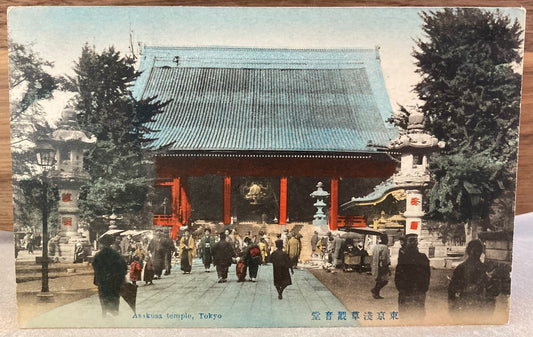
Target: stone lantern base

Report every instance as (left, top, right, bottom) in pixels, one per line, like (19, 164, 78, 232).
(51, 235, 92, 263)
(313, 219, 328, 227)
(418, 227, 448, 268)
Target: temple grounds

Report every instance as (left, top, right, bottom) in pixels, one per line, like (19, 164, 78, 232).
(16, 250, 510, 328)
(19, 257, 354, 328)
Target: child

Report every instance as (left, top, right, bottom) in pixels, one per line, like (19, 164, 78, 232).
(143, 256, 154, 286)
(129, 255, 143, 286)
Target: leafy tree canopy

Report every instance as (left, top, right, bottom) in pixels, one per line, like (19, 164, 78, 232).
(413, 8, 523, 225)
(8, 40, 60, 230)
(15, 178, 59, 233)
(69, 45, 168, 220)
(8, 39, 57, 123)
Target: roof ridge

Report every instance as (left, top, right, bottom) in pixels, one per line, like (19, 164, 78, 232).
(143, 45, 377, 53)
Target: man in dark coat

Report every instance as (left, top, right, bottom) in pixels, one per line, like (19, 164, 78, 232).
(162, 232, 176, 275)
(199, 228, 216, 272)
(270, 239, 293, 300)
(92, 234, 128, 317)
(213, 232, 235, 283)
(148, 230, 165, 279)
(394, 234, 430, 319)
(448, 239, 500, 316)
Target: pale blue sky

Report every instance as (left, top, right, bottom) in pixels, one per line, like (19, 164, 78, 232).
(7, 6, 526, 111)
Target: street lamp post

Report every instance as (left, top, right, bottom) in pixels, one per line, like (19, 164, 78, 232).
(35, 142, 56, 294)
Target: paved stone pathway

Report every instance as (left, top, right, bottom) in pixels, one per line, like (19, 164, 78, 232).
(25, 259, 356, 328)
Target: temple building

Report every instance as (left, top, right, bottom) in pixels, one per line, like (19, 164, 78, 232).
(132, 46, 399, 238)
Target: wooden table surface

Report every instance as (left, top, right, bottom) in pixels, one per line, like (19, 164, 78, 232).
(0, 1, 531, 232)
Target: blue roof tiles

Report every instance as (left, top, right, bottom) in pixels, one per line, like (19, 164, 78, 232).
(133, 46, 398, 154)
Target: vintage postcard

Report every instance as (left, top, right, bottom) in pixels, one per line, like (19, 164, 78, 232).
(8, 6, 525, 328)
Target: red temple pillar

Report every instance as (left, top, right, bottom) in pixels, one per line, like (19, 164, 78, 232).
(170, 178, 181, 240)
(180, 179, 191, 225)
(171, 178, 181, 220)
(329, 177, 339, 231)
(280, 176, 288, 226)
(223, 175, 231, 225)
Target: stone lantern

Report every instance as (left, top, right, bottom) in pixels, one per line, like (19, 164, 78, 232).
(310, 182, 330, 227)
(48, 108, 96, 251)
(103, 211, 123, 230)
(388, 110, 444, 237)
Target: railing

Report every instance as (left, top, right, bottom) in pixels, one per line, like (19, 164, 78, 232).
(337, 215, 367, 228)
(153, 214, 173, 226)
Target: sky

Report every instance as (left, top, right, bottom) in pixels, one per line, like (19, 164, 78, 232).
(7, 6, 526, 122)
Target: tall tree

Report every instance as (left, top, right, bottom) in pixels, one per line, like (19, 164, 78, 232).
(9, 39, 57, 124)
(413, 9, 523, 231)
(69, 45, 168, 225)
(8, 40, 59, 230)
(9, 40, 58, 175)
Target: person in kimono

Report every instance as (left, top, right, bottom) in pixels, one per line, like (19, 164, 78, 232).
(92, 234, 127, 317)
(74, 242, 88, 263)
(448, 239, 499, 316)
(270, 239, 293, 300)
(133, 242, 146, 261)
(243, 237, 262, 282)
(310, 231, 319, 258)
(198, 228, 216, 272)
(286, 233, 301, 268)
(179, 229, 196, 274)
(162, 232, 176, 275)
(143, 256, 154, 286)
(258, 237, 269, 265)
(148, 229, 165, 279)
(213, 232, 235, 283)
(129, 255, 143, 286)
(395, 234, 430, 318)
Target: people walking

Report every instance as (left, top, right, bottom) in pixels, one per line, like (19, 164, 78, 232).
(48, 233, 62, 258)
(133, 242, 146, 261)
(394, 233, 430, 319)
(148, 229, 165, 279)
(333, 232, 345, 268)
(310, 231, 319, 258)
(354, 241, 368, 272)
(243, 237, 262, 282)
(179, 229, 196, 274)
(281, 229, 289, 247)
(120, 234, 134, 264)
(448, 239, 500, 316)
(129, 255, 143, 286)
(233, 230, 244, 257)
(224, 228, 233, 246)
(25, 233, 34, 254)
(143, 256, 154, 286)
(198, 228, 216, 272)
(286, 233, 301, 268)
(162, 232, 176, 275)
(258, 237, 269, 265)
(371, 234, 391, 299)
(213, 232, 235, 283)
(270, 239, 293, 300)
(92, 234, 128, 317)
(323, 232, 336, 271)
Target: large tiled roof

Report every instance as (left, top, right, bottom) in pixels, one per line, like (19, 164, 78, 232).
(133, 46, 397, 155)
